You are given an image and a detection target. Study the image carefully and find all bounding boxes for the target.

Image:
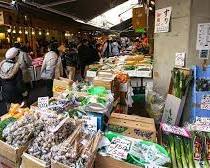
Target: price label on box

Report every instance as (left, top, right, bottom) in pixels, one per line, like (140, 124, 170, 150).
(83, 116, 97, 132)
(136, 70, 152, 78)
(86, 71, 97, 78)
(107, 137, 131, 160)
(201, 95, 210, 110)
(38, 97, 49, 110)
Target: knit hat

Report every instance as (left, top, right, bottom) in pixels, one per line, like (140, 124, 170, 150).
(5, 47, 19, 59)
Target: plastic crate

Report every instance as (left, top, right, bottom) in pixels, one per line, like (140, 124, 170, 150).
(190, 66, 210, 121)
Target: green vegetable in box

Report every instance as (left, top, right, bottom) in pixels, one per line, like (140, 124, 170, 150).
(0, 117, 16, 140)
(103, 131, 170, 167)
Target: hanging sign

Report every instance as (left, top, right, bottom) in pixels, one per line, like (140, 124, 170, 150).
(196, 23, 210, 50)
(38, 97, 49, 110)
(154, 7, 172, 33)
(175, 52, 186, 67)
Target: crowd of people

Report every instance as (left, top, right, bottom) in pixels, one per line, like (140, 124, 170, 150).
(0, 34, 150, 116)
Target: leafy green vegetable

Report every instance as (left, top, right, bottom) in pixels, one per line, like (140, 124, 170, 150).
(0, 117, 16, 140)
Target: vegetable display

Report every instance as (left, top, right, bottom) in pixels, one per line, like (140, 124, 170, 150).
(171, 68, 191, 99)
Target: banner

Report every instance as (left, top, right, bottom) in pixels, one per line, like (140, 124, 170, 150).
(154, 7, 172, 33)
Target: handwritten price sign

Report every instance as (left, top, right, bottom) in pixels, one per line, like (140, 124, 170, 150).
(201, 95, 210, 110)
(38, 97, 49, 110)
(107, 137, 131, 159)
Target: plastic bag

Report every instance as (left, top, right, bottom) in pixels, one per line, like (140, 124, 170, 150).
(146, 91, 165, 124)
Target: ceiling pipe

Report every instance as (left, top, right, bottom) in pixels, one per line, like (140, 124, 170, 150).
(41, 0, 77, 8)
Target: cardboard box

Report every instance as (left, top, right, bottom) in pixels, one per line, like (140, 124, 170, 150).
(53, 77, 72, 97)
(93, 77, 113, 90)
(0, 140, 27, 168)
(108, 113, 156, 141)
(21, 153, 49, 168)
(95, 154, 141, 168)
(162, 67, 190, 125)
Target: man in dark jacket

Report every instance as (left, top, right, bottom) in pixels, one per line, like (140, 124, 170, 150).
(0, 47, 27, 116)
(78, 39, 91, 78)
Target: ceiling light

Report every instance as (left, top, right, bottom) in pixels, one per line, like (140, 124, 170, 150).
(39, 31, 42, 35)
(25, 30, 28, 35)
(19, 30, 22, 34)
(7, 28, 12, 33)
(151, 1, 155, 5)
(149, 7, 153, 11)
(12, 29, 16, 33)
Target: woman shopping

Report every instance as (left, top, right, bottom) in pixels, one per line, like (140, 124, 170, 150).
(41, 41, 63, 97)
(0, 47, 27, 116)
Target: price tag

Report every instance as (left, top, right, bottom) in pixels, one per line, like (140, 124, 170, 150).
(201, 95, 210, 110)
(145, 164, 168, 168)
(161, 123, 191, 138)
(38, 97, 49, 110)
(136, 71, 152, 78)
(175, 52, 185, 67)
(86, 71, 97, 78)
(107, 137, 131, 160)
(82, 116, 97, 132)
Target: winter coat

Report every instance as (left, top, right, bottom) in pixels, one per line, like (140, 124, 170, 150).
(111, 42, 120, 56)
(0, 59, 25, 103)
(18, 51, 32, 82)
(41, 51, 62, 80)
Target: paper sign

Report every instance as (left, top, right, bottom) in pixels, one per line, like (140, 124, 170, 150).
(86, 71, 97, 78)
(161, 123, 191, 138)
(196, 23, 210, 50)
(83, 116, 97, 132)
(155, 7, 172, 33)
(162, 94, 181, 125)
(201, 95, 210, 110)
(199, 50, 209, 59)
(175, 52, 185, 67)
(38, 97, 49, 109)
(107, 137, 131, 160)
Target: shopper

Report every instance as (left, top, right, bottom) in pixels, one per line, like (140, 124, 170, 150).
(102, 39, 112, 57)
(0, 47, 27, 116)
(111, 39, 121, 56)
(41, 42, 61, 97)
(63, 43, 78, 80)
(18, 45, 32, 83)
(78, 39, 91, 78)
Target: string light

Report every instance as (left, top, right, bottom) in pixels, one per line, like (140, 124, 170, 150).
(7, 28, 12, 33)
(25, 28, 28, 35)
(151, 1, 155, 5)
(32, 28, 35, 35)
(19, 29, 22, 34)
(39, 30, 42, 35)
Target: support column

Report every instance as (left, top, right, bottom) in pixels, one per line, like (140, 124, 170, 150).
(153, 0, 191, 94)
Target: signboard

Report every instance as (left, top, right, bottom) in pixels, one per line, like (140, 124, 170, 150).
(175, 52, 186, 67)
(154, 7, 172, 33)
(196, 23, 210, 50)
(132, 7, 147, 29)
(0, 12, 4, 25)
(201, 95, 210, 110)
(38, 97, 49, 110)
